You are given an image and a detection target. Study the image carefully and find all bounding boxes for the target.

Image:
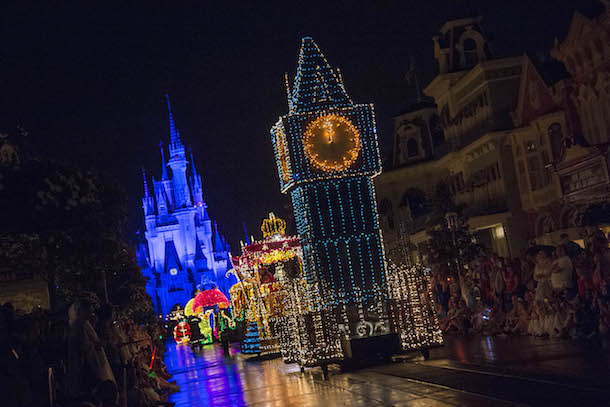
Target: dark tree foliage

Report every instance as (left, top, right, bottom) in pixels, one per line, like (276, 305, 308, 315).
(0, 135, 153, 321)
(583, 202, 610, 226)
(425, 182, 488, 276)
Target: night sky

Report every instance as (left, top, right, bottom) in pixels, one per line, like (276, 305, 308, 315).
(2, 0, 599, 249)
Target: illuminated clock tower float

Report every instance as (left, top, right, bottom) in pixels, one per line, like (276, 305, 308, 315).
(270, 37, 442, 373)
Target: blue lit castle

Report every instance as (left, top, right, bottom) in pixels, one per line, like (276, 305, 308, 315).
(137, 97, 235, 317)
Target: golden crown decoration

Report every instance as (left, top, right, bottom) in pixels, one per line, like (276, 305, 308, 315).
(261, 212, 286, 238)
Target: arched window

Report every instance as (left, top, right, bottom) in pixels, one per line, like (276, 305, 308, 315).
(407, 138, 419, 157)
(463, 38, 478, 67)
(401, 188, 428, 218)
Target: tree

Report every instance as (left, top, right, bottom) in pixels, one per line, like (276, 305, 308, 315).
(425, 182, 488, 276)
(0, 131, 153, 320)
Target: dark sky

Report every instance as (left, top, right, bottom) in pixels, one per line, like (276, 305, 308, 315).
(1, 0, 598, 249)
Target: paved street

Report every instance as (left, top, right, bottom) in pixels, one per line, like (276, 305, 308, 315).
(165, 335, 610, 407)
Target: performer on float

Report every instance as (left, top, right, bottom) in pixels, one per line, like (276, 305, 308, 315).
(199, 309, 215, 345)
(173, 320, 191, 345)
(218, 307, 236, 357)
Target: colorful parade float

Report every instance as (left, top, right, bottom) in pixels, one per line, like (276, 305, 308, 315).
(261, 37, 443, 376)
(172, 277, 235, 348)
(229, 213, 306, 362)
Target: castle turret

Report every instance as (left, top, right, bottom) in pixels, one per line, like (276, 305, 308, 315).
(154, 176, 168, 218)
(190, 150, 204, 205)
(213, 221, 223, 253)
(159, 141, 169, 180)
(142, 168, 154, 216)
(165, 95, 191, 208)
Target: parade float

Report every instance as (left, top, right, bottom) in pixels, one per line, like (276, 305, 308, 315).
(173, 277, 235, 347)
(229, 213, 305, 361)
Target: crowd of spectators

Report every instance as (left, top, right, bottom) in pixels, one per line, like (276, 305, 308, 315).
(431, 231, 610, 340)
(1, 300, 177, 407)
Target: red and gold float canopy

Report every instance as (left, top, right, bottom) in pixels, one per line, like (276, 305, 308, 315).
(231, 213, 302, 273)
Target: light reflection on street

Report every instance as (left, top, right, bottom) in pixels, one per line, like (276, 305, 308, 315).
(163, 341, 452, 406)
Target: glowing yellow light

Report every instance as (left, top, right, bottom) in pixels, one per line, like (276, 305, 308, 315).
(261, 212, 287, 237)
(304, 114, 361, 172)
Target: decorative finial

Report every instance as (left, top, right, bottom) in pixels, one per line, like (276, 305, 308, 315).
(284, 72, 294, 112)
(165, 94, 179, 145)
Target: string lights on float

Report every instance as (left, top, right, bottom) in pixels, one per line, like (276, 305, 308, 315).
(264, 37, 443, 371)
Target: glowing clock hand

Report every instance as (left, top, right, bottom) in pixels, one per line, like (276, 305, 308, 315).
(323, 119, 334, 143)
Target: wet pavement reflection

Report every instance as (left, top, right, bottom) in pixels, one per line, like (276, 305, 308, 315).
(164, 340, 517, 406)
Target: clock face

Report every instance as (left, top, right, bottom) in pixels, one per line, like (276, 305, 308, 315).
(303, 114, 361, 172)
(276, 126, 291, 182)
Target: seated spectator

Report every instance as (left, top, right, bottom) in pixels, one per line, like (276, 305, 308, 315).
(560, 233, 583, 258)
(528, 303, 544, 336)
(503, 261, 521, 298)
(534, 249, 553, 303)
(67, 301, 115, 400)
(573, 250, 595, 298)
(592, 235, 610, 291)
(551, 245, 574, 292)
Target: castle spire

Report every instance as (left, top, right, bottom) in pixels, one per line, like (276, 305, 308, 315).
(142, 167, 155, 217)
(190, 149, 198, 179)
(291, 37, 352, 113)
(190, 148, 204, 205)
(243, 222, 251, 246)
(159, 141, 168, 180)
(165, 94, 180, 146)
(213, 221, 223, 252)
(142, 168, 150, 196)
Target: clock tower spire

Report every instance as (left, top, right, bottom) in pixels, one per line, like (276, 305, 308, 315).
(289, 37, 352, 114)
(271, 37, 442, 369)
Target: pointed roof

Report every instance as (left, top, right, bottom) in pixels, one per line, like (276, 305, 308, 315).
(290, 37, 352, 113)
(221, 235, 230, 252)
(159, 141, 169, 180)
(189, 149, 201, 187)
(194, 237, 207, 261)
(164, 240, 182, 273)
(165, 94, 180, 146)
(213, 221, 223, 252)
(142, 168, 150, 197)
(243, 222, 251, 246)
(513, 54, 558, 127)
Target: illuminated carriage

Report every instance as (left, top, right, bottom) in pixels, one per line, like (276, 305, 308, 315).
(229, 213, 305, 360)
(180, 279, 234, 347)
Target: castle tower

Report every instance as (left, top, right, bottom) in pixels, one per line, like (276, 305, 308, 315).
(165, 96, 191, 209)
(136, 98, 236, 317)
